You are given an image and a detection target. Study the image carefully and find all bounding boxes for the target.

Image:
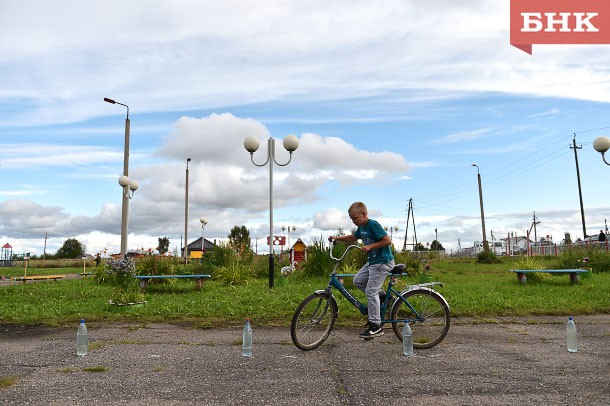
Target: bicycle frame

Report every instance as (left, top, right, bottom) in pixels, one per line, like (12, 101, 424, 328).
(322, 270, 425, 324)
(290, 241, 451, 351)
(319, 242, 429, 324)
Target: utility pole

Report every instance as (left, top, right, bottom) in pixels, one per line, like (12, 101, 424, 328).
(571, 134, 587, 239)
(43, 232, 48, 262)
(532, 212, 540, 243)
(184, 158, 191, 265)
(472, 164, 489, 252)
(402, 198, 418, 251)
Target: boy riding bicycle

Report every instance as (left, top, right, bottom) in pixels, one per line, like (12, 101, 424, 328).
(328, 201, 395, 338)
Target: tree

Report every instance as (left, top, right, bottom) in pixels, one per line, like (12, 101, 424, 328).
(413, 242, 428, 251)
(430, 240, 444, 250)
(56, 238, 86, 258)
(228, 226, 251, 252)
(158, 237, 170, 255)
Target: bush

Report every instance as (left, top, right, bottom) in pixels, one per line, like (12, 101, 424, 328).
(136, 255, 177, 276)
(298, 239, 333, 278)
(94, 257, 135, 285)
(551, 247, 610, 274)
(214, 260, 254, 285)
(93, 257, 143, 304)
(476, 250, 501, 264)
(394, 251, 423, 276)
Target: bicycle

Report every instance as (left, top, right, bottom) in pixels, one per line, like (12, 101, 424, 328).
(290, 242, 451, 351)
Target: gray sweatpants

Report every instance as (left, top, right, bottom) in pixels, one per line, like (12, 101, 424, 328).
(353, 260, 395, 325)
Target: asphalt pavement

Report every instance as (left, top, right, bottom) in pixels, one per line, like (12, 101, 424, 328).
(1, 315, 609, 405)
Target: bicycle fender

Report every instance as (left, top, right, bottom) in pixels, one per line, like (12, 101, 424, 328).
(399, 286, 450, 311)
(314, 290, 337, 302)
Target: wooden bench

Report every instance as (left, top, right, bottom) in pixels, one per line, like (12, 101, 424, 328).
(134, 274, 211, 290)
(509, 269, 589, 285)
(14, 275, 65, 283)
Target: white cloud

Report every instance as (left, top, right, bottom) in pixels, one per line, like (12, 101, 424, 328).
(2, 1, 610, 126)
(313, 208, 352, 231)
(0, 144, 121, 169)
(155, 113, 270, 162)
(0, 112, 414, 253)
(434, 128, 493, 144)
(2, 2, 610, 257)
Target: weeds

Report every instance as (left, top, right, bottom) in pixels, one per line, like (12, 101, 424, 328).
(0, 375, 18, 389)
(83, 366, 109, 372)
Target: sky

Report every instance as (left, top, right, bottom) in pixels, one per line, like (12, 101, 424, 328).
(1, 0, 610, 257)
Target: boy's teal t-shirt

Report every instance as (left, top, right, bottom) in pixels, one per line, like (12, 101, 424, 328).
(353, 219, 394, 264)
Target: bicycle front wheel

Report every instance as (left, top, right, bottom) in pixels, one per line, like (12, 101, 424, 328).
(391, 288, 450, 349)
(290, 292, 338, 351)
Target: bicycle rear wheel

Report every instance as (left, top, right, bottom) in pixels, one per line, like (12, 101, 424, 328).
(290, 292, 338, 351)
(390, 288, 450, 349)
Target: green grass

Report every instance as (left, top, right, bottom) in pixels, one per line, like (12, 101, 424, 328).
(0, 267, 89, 277)
(1, 256, 609, 326)
(0, 375, 18, 389)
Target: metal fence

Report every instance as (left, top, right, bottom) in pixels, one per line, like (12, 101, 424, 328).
(452, 241, 609, 258)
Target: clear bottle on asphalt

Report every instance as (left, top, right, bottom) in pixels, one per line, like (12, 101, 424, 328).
(76, 319, 89, 356)
(402, 321, 414, 357)
(566, 316, 578, 353)
(242, 318, 252, 357)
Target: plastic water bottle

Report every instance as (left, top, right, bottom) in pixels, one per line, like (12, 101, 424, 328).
(566, 316, 578, 353)
(242, 318, 252, 357)
(76, 319, 89, 356)
(402, 322, 414, 357)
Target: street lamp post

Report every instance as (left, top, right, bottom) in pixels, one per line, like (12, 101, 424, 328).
(471, 163, 489, 252)
(282, 225, 297, 257)
(593, 136, 610, 166)
(104, 97, 138, 258)
(200, 217, 208, 266)
(384, 225, 399, 249)
(244, 134, 299, 288)
(184, 158, 191, 265)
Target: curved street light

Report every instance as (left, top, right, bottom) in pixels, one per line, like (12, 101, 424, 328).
(104, 97, 135, 258)
(244, 134, 299, 288)
(118, 175, 139, 198)
(593, 136, 610, 166)
(282, 225, 297, 256)
(200, 217, 208, 266)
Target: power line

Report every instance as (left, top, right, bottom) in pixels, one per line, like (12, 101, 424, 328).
(409, 131, 582, 219)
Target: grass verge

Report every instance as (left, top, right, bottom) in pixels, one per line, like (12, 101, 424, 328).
(1, 256, 609, 327)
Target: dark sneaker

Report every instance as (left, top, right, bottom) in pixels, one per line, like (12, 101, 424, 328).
(359, 323, 384, 339)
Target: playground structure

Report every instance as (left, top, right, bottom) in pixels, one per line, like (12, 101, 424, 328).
(1, 243, 30, 268)
(1, 243, 14, 267)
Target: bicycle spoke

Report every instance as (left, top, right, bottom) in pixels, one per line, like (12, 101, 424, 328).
(291, 293, 337, 351)
(391, 288, 450, 349)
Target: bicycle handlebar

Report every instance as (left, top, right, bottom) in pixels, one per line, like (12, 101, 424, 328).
(329, 241, 361, 262)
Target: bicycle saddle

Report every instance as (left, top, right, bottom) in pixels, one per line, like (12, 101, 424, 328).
(390, 264, 406, 275)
